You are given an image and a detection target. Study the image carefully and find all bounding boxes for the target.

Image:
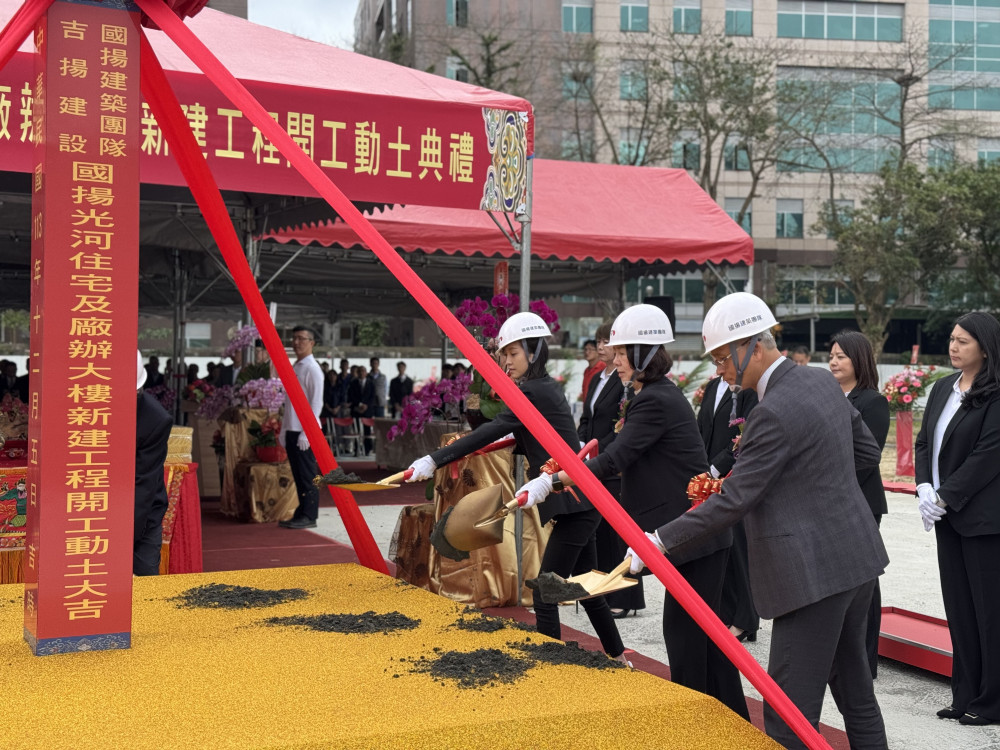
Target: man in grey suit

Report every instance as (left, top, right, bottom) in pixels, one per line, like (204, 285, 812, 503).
(629, 293, 889, 749)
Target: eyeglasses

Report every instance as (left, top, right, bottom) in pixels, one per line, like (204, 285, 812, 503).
(711, 352, 733, 368)
(292, 336, 313, 343)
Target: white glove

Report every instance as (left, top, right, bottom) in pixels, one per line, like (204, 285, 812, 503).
(276, 429, 285, 449)
(297, 433, 310, 451)
(625, 532, 666, 575)
(917, 491, 947, 532)
(916, 483, 935, 505)
(515, 472, 554, 509)
(406, 455, 436, 482)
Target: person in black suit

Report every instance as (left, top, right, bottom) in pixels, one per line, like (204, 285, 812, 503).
(579, 321, 641, 617)
(698, 375, 760, 643)
(916, 312, 1000, 726)
(405, 312, 629, 665)
(521, 304, 748, 720)
(829, 330, 890, 679)
(349, 365, 377, 453)
(389, 361, 413, 418)
(135, 351, 174, 576)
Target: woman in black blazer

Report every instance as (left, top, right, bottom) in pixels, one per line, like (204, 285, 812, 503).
(405, 312, 627, 664)
(829, 329, 890, 679)
(915, 312, 1000, 726)
(518, 304, 748, 720)
(579, 321, 643, 617)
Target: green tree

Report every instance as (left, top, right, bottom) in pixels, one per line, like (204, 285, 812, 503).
(0, 309, 29, 345)
(355, 319, 387, 347)
(817, 163, 966, 357)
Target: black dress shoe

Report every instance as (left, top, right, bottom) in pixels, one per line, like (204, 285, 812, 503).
(937, 706, 964, 720)
(280, 517, 317, 529)
(960, 712, 995, 725)
(736, 630, 757, 643)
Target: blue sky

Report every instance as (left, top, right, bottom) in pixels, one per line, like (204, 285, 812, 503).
(248, 0, 359, 48)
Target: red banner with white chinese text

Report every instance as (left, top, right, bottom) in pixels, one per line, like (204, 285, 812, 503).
(24, 0, 140, 655)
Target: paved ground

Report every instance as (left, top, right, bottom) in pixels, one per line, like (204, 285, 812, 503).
(313, 483, 1000, 749)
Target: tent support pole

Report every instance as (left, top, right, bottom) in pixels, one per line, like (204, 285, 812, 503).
(704, 261, 736, 295)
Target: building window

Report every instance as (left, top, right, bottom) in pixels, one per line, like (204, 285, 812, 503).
(563, 1, 594, 32)
(446, 55, 470, 83)
(979, 137, 1000, 164)
(777, 1, 903, 42)
(777, 67, 899, 174)
(620, 60, 648, 100)
(928, 139, 955, 169)
(620, 127, 649, 163)
(724, 137, 751, 170)
(674, 0, 702, 34)
(562, 62, 594, 99)
(776, 199, 804, 238)
(928, 0, 1000, 110)
(446, 0, 468, 27)
(726, 0, 753, 36)
(826, 198, 854, 237)
(673, 131, 701, 169)
(561, 129, 595, 161)
(725, 197, 752, 234)
(621, 1, 649, 31)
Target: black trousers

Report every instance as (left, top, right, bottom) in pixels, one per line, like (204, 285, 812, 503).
(594, 478, 645, 612)
(285, 431, 319, 523)
(765, 579, 886, 750)
(865, 514, 883, 679)
(664, 548, 750, 721)
(133, 496, 168, 576)
(720, 519, 759, 636)
(532, 507, 625, 658)
(936, 519, 1000, 720)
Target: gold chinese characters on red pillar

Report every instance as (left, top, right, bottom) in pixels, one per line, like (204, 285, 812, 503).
(24, 0, 141, 656)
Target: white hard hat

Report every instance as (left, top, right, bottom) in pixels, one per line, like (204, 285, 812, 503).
(702, 292, 778, 355)
(136, 349, 147, 390)
(608, 304, 674, 346)
(496, 312, 551, 349)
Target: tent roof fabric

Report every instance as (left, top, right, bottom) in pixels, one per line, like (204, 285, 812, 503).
(266, 160, 754, 266)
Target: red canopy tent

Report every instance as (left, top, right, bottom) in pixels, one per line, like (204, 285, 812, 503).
(265, 159, 754, 267)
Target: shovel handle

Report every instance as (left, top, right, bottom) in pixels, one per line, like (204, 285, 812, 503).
(379, 468, 413, 485)
(590, 557, 634, 594)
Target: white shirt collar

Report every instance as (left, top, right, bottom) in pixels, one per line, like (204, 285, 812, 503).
(755, 357, 787, 401)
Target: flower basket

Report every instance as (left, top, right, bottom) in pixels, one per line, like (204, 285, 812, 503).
(254, 445, 287, 463)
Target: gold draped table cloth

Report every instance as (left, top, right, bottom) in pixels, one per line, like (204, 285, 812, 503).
(220, 407, 297, 522)
(390, 432, 549, 608)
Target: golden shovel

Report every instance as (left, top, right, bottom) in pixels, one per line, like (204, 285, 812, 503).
(314, 468, 411, 492)
(528, 557, 638, 605)
(473, 494, 524, 529)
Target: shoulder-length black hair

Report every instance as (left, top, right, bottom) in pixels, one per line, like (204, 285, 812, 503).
(830, 330, 879, 392)
(954, 312, 1000, 409)
(626, 344, 673, 385)
(521, 337, 549, 381)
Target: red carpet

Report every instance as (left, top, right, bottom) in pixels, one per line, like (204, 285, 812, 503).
(198, 482, 849, 750)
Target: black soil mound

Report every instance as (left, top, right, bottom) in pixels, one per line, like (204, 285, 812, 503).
(172, 583, 310, 610)
(452, 608, 533, 633)
(313, 467, 363, 487)
(410, 648, 533, 689)
(262, 610, 420, 634)
(512, 640, 627, 670)
(525, 572, 589, 604)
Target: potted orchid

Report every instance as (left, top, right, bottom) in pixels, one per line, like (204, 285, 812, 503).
(387, 373, 472, 441)
(247, 414, 286, 463)
(454, 294, 560, 425)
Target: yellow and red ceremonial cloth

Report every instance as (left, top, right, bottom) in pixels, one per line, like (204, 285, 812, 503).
(24, 0, 142, 655)
(0, 454, 28, 552)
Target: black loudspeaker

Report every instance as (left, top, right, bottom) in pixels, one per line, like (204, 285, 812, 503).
(643, 295, 676, 332)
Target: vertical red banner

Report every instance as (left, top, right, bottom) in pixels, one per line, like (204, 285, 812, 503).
(24, 0, 141, 655)
(493, 261, 508, 297)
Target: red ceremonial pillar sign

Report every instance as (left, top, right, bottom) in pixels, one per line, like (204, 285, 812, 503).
(493, 261, 508, 297)
(24, 0, 141, 655)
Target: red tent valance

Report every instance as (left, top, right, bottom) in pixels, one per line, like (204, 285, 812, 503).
(266, 160, 753, 266)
